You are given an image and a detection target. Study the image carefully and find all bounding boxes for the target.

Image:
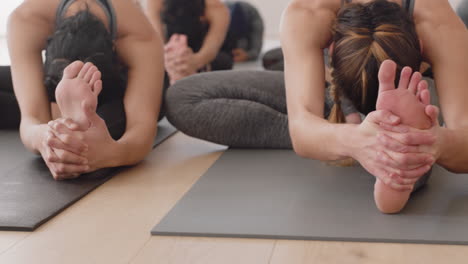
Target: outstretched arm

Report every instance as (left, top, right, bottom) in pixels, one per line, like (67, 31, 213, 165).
(404, 0, 468, 172)
(96, 0, 164, 168)
(192, 0, 230, 69)
(7, 2, 54, 153)
(281, 0, 348, 160)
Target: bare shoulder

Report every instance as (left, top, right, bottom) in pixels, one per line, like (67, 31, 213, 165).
(413, 0, 455, 23)
(110, 0, 156, 40)
(287, 0, 341, 13)
(205, 0, 226, 8)
(145, 0, 163, 11)
(9, 0, 59, 25)
(205, 0, 228, 19)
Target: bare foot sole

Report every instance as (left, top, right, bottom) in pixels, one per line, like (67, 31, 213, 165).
(55, 61, 103, 131)
(373, 60, 432, 214)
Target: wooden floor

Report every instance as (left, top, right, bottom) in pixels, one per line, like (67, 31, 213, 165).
(1, 132, 468, 263)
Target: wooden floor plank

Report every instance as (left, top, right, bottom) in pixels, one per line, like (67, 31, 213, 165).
(270, 240, 468, 264)
(0, 133, 226, 264)
(0, 233, 28, 255)
(131, 236, 274, 264)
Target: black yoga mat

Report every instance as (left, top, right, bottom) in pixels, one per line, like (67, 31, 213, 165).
(0, 118, 176, 231)
(152, 149, 468, 245)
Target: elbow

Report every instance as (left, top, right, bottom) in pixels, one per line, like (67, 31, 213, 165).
(289, 121, 309, 158)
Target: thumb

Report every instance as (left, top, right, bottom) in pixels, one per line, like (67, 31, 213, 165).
(367, 110, 401, 126)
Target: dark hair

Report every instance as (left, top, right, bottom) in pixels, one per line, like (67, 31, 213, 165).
(161, 0, 207, 52)
(44, 10, 125, 102)
(328, 0, 422, 122)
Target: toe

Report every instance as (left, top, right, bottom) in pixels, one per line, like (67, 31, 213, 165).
(78, 62, 93, 79)
(408, 72, 422, 95)
(378, 60, 397, 94)
(418, 81, 431, 105)
(89, 70, 102, 87)
(62, 61, 84, 79)
(397, 67, 412, 90)
(84, 66, 98, 84)
(93, 80, 103, 96)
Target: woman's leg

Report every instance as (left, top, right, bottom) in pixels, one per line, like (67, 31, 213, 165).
(166, 70, 292, 148)
(0, 66, 21, 129)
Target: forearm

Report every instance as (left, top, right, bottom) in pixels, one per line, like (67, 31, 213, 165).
(437, 127, 468, 173)
(104, 126, 157, 167)
(194, 3, 230, 68)
(19, 119, 49, 154)
(289, 113, 357, 161)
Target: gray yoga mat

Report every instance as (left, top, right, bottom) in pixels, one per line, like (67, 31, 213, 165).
(0, 118, 176, 231)
(152, 149, 468, 245)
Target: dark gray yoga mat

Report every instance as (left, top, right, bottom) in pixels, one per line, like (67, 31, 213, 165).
(152, 149, 468, 245)
(0, 119, 176, 231)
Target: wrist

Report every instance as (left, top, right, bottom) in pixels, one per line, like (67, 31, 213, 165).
(99, 140, 123, 168)
(435, 127, 452, 164)
(338, 123, 362, 159)
(192, 53, 204, 70)
(20, 123, 48, 154)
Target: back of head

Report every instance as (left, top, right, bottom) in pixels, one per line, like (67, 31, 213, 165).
(44, 10, 123, 102)
(329, 0, 422, 122)
(162, 0, 206, 51)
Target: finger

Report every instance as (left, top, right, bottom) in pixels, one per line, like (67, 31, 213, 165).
(407, 71, 422, 94)
(367, 110, 401, 125)
(397, 66, 412, 90)
(50, 163, 90, 179)
(43, 144, 60, 163)
(386, 131, 436, 146)
(47, 128, 88, 154)
(377, 170, 412, 191)
(49, 118, 80, 131)
(386, 150, 433, 172)
(375, 149, 419, 171)
(395, 165, 432, 179)
(377, 133, 421, 153)
(391, 173, 419, 186)
(54, 149, 88, 165)
(378, 122, 410, 133)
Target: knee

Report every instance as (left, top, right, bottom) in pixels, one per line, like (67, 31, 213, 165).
(165, 77, 205, 128)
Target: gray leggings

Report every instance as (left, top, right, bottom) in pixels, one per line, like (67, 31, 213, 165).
(166, 70, 292, 148)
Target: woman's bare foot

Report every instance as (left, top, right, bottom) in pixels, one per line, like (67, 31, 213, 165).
(55, 61, 103, 131)
(376, 60, 431, 129)
(373, 60, 432, 213)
